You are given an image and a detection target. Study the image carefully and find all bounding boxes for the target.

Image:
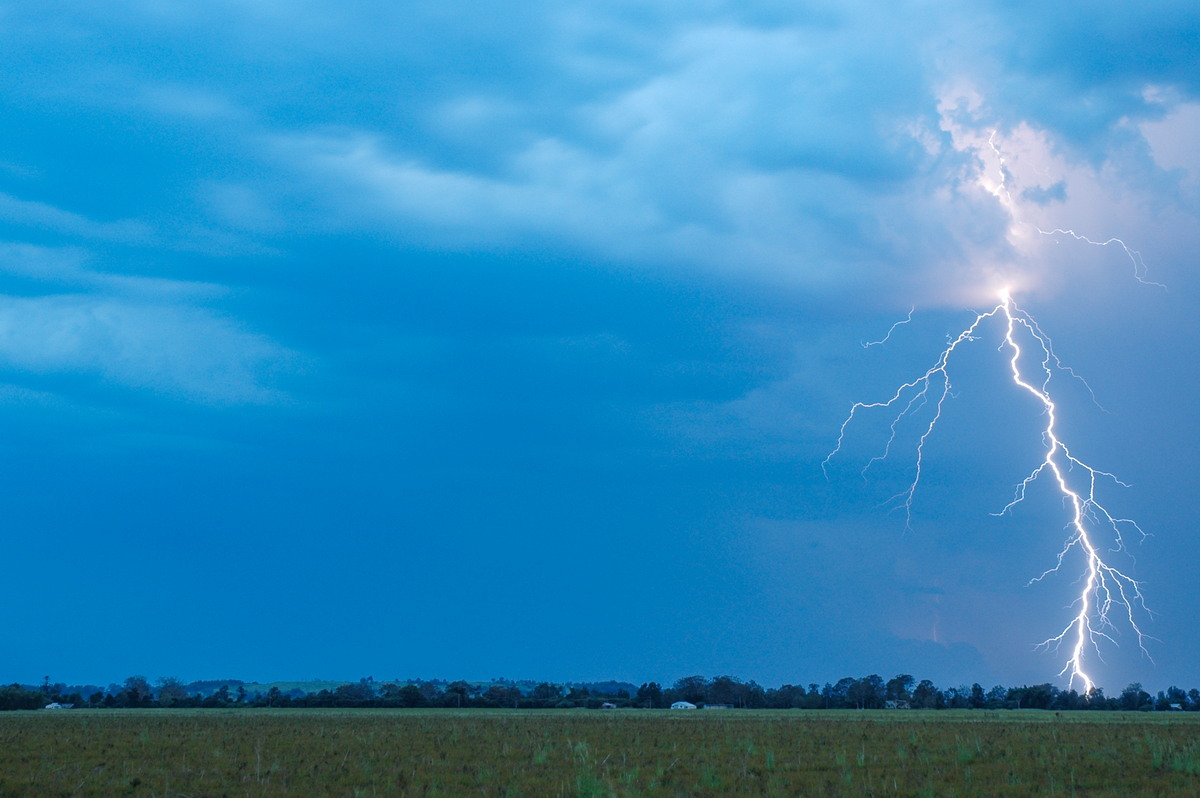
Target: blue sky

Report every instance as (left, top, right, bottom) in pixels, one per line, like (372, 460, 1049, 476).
(3, 0, 1199, 692)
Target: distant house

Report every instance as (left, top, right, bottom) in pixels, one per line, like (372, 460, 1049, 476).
(44, 703, 73, 710)
(671, 701, 697, 710)
(600, 702, 617, 709)
(884, 700, 911, 710)
(1170, 703, 1184, 711)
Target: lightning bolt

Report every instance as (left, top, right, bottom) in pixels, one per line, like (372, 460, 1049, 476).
(1035, 228, 1165, 289)
(862, 306, 914, 348)
(823, 289, 1151, 692)
(984, 129, 1166, 291)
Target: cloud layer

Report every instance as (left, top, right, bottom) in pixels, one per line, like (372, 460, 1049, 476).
(1, 0, 1197, 688)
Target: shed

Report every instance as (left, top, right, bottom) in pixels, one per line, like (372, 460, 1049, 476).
(671, 701, 697, 710)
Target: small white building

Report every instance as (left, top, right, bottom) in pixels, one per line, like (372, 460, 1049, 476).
(44, 703, 73, 710)
(671, 701, 697, 710)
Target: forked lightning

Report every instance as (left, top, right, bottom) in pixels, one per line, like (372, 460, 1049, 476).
(823, 289, 1150, 692)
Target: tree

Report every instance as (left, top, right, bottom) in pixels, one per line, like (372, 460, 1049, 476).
(0, 684, 44, 710)
(155, 677, 189, 707)
(444, 681, 472, 708)
(912, 679, 943, 710)
(945, 685, 972, 709)
(636, 682, 663, 709)
(203, 685, 232, 708)
(765, 684, 807, 709)
(829, 677, 856, 709)
(1120, 683, 1152, 711)
(399, 684, 428, 708)
(708, 676, 745, 707)
(333, 681, 376, 705)
(482, 685, 519, 707)
(1164, 686, 1188, 710)
(672, 676, 708, 705)
(1008, 683, 1057, 710)
(417, 681, 444, 704)
(847, 675, 884, 710)
(120, 676, 152, 708)
(886, 674, 915, 703)
(531, 682, 563, 702)
(744, 680, 768, 709)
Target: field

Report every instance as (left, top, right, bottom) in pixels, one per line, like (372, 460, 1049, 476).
(3, 709, 1200, 796)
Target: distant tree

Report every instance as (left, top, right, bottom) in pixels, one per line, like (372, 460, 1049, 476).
(1086, 687, 1109, 710)
(765, 684, 806, 709)
(333, 681, 376, 705)
(847, 675, 884, 710)
(417, 681, 444, 704)
(672, 676, 708, 705)
(155, 677, 189, 707)
(708, 676, 745, 707)
(482, 685, 509, 707)
(886, 674, 915, 703)
(1007, 683, 1057, 710)
(532, 682, 563, 702)
(829, 677, 856, 708)
(945, 685, 972, 709)
(1163, 686, 1188, 710)
(744, 681, 767, 709)
(1052, 689, 1084, 711)
(443, 681, 471, 708)
(398, 684, 428, 708)
(969, 683, 986, 709)
(1120, 683, 1152, 711)
(119, 676, 153, 708)
(635, 682, 662, 708)
(203, 685, 232, 708)
(0, 684, 44, 710)
(501, 686, 523, 708)
(912, 679, 943, 710)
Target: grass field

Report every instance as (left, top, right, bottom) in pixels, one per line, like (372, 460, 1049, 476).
(3, 709, 1200, 796)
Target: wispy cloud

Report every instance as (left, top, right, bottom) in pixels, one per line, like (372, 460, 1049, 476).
(0, 294, 288, 404)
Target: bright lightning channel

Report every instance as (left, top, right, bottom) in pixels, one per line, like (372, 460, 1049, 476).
(823, 289, 1151, 692)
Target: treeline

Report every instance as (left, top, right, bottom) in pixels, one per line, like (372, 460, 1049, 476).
(4, 673, 1197, 712)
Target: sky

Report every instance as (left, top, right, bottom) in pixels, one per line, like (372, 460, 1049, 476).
(2, 0, 1198, 693)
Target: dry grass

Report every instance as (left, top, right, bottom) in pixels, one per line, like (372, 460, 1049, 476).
(3, 708, 1200, 796)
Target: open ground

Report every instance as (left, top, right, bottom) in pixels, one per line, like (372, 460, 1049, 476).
(3, 709, 1200, 796)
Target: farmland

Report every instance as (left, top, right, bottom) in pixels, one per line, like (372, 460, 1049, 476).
(3, 709, 1199, 796)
